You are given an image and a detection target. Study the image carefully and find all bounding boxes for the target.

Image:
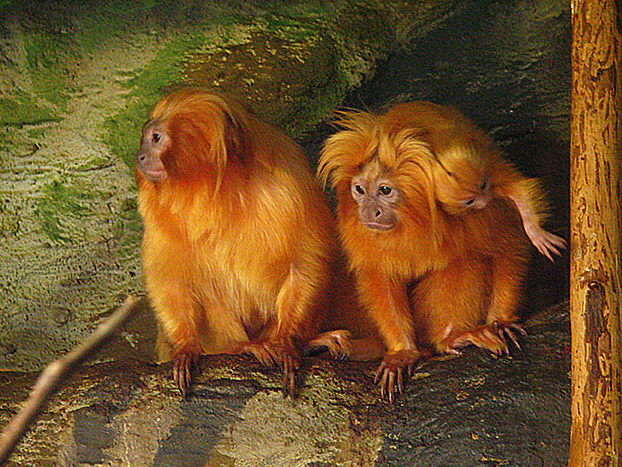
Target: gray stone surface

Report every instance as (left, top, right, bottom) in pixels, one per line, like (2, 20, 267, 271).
(0, 303, 570, 466)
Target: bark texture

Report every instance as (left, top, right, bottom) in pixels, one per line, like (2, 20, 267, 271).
(569, 0, 622, 465)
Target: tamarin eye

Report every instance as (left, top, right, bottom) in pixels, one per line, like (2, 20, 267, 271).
(354, 185, 365, 195)
(379, 185, 392, 196)
(152, 132, 162, 144)
(465, 197, 475, 206)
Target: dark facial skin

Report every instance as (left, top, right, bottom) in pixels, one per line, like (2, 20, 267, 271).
(350, 174, 400, 231)
(136, 120, 168, 182)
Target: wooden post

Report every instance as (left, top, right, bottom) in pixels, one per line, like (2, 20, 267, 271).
(569, 0, 622, 466)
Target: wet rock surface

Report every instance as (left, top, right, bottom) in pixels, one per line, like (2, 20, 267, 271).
(0, 303, 570, 466)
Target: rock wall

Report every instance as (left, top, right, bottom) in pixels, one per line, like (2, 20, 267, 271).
(0, 0, 458, 371)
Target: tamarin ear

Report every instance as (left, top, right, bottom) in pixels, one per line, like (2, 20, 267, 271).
(223, 111, 250, 163)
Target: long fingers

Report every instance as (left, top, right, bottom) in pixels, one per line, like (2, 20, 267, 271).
(468, 328, 509, 356)
(496, 322, 527, 351)
(306, 330, 352, 360)
(445, 322, 527, 357)
(374, 350, 420, 403)
(281, 352, 301, 397)
(243, 340, 301, 397)
(531, 229, 567, 261)
(173, 351, 200, 397)
(376, 364, 403, 404)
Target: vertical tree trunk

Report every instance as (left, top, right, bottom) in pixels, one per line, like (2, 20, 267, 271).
(569, 0, 622, 466)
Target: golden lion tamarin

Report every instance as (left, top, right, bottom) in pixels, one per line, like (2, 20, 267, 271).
(318, 102, 563, 401)
(136, 88, 347, 396)
(385, 101, 566, 259)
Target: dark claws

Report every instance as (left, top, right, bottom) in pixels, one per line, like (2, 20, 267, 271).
(282, 369, 297, 398)
(280, 354, 300, 398)
(245, 340, 300, 398)
(173, 351, 199, 397)
(375, 351, 419, 403)
(495, 322, 527, 353)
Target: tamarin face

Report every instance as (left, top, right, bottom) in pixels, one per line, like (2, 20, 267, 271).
(136, 119, 169, 182)
(431, 150, 492, 214)
(350, 161, 401, 231)
(433, 166, 492, 213)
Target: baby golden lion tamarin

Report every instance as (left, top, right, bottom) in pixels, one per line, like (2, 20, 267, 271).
(394, 101, 566, 259)
(318, 101, 565, 401)
(136, 88, 350, 396)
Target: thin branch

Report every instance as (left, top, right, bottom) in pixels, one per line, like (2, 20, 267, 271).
(0, 295, 141, 463)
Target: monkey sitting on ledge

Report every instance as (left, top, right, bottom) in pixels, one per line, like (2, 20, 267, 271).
(318, 101, 565, 402)
(136, 88, 355, 397)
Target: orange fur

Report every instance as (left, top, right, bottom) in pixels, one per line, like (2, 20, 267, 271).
(136, 88, 341, 395)
(382, 101, 566, 259)
(318, 103, 534, 401)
